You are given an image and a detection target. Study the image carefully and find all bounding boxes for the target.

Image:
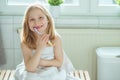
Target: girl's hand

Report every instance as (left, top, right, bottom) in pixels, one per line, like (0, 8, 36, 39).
(36, 34, 49, 51)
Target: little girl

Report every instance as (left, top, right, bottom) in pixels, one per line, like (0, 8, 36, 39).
(14, 3, 81, 80)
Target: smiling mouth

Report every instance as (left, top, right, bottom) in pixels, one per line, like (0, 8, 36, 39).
(33, 27, 42, 35)
(33, 26, 39, 29)
(33, 25, 44, 34)
(33, 25, 43, 29)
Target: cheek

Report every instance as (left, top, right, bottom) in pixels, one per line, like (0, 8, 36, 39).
(44, 21, 48, 28)
(28, 22, 34, 30)
(28, 21, 33, 26)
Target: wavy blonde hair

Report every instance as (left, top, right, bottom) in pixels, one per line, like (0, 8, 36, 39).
(22, 3, 56, 49)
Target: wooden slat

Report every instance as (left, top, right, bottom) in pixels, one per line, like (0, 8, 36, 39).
(0, 70, 6, 80)
(9, 70, 15, 80)
(84, 71, 90, 80)
(3, 70, 11, 80)
(69, 71, 74, 77)
(74, 71, 80, 78)
(79, 70, 85, 80)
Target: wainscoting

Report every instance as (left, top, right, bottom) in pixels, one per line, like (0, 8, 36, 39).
(57, 29, 120, 80)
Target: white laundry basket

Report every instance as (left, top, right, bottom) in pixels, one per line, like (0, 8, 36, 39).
(96, 47, 120, 80)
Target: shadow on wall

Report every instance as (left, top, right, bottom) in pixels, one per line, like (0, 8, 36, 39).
(0, 29, 6, 66)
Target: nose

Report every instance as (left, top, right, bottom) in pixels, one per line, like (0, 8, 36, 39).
(34, 20, 43, 26)
(34, 20, 39, 26)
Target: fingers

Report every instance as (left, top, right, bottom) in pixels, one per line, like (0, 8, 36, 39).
(36, 34, 50, 51)
(39, 34, 49, 43)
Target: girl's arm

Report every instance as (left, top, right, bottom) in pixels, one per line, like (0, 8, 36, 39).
(39, 35, 63, 67)
(21, 34, 49, 72)
(21, 42, 41, 72)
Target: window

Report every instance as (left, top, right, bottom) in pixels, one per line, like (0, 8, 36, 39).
(99, 0, 116, 5)
(7, 0, 79, 5)
(91, 0, 120, 16)
(0, 0, 89, 16)
(0, 0, 120, 28)
(0, 0, 120, 16)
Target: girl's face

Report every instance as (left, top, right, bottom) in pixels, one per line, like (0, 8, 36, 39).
(28, 8, 48, 33)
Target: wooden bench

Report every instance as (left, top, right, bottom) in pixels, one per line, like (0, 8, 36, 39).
(0, 70, 15, 80)
(0, 70, 90, 80)
(69, 70, 90, 80)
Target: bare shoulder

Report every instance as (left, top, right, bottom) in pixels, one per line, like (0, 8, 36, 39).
(54, 34, 62, 45)
(54, 34, 62, 41)
(21, 42, 27, 48)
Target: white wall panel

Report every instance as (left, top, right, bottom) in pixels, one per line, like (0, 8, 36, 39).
(0, 24, 13, 48)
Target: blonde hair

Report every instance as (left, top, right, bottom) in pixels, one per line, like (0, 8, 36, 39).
(22, 3, 56, 49)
